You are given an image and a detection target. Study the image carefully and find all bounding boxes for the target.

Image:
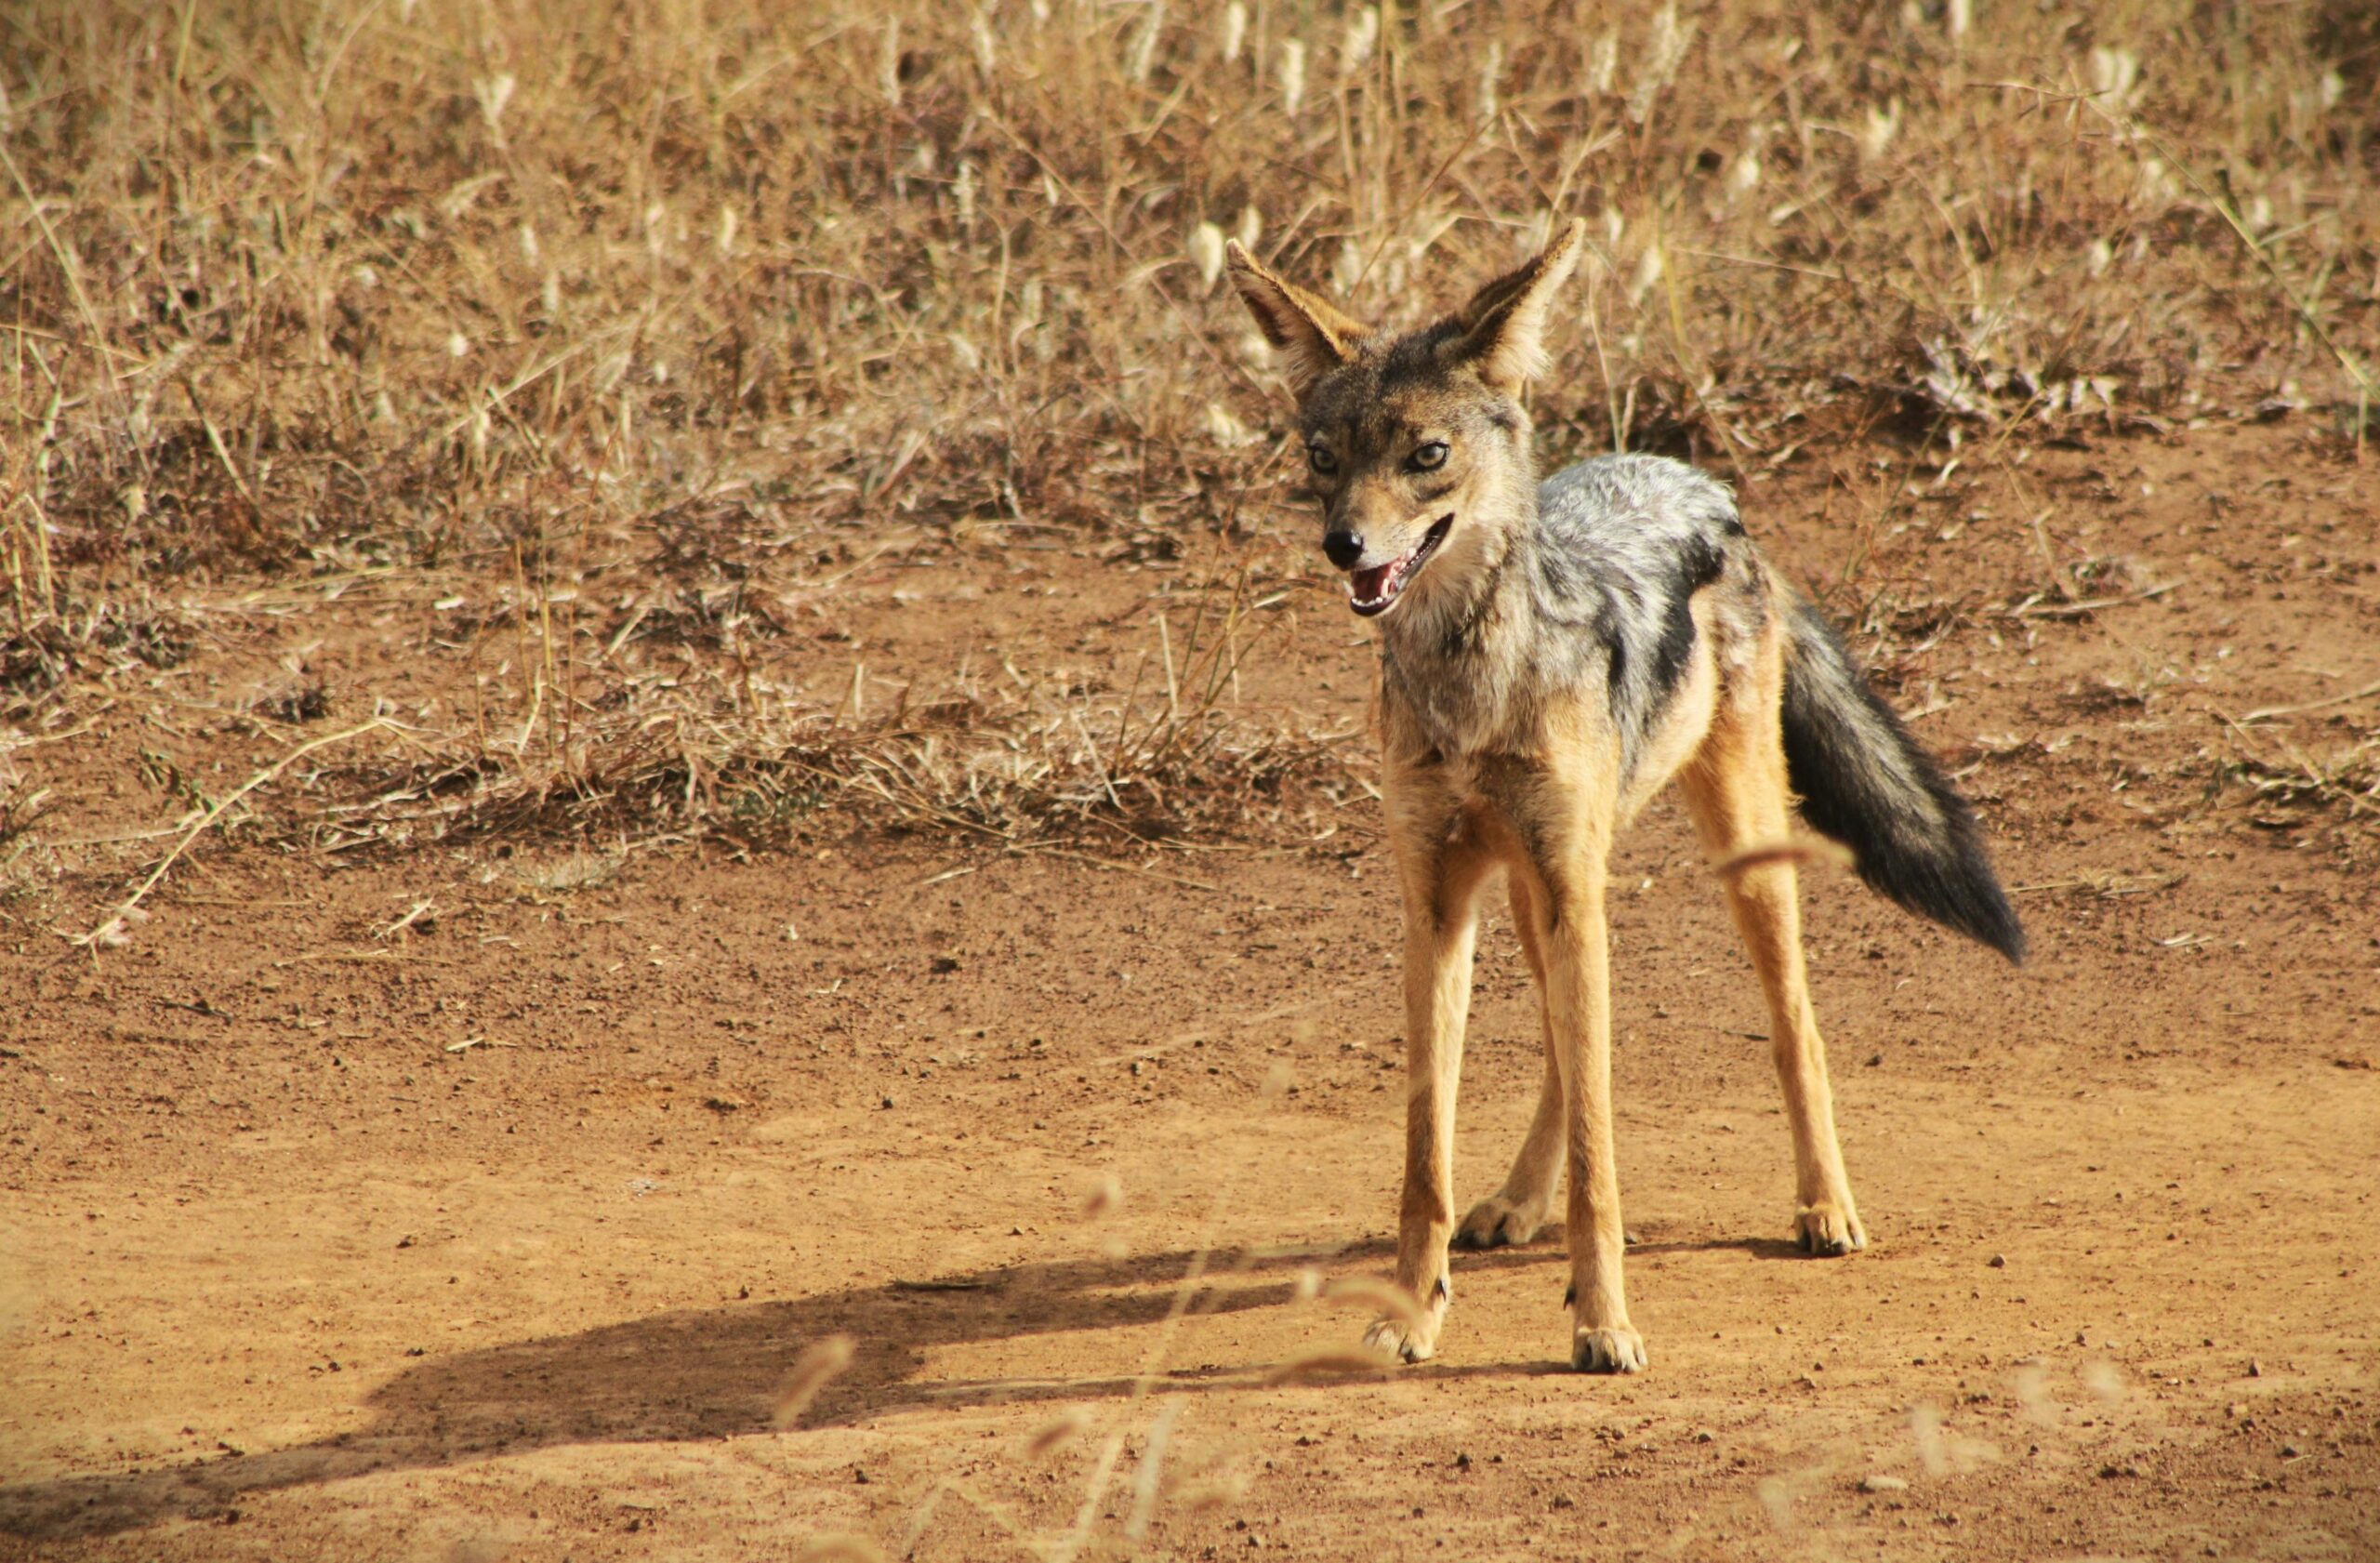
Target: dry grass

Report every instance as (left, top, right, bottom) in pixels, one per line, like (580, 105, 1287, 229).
(252, 543, 1355, 852)
(4, 0, 2375, 855)
(2, 19, 2369, 1557)
(2215, 719, 2380, 854)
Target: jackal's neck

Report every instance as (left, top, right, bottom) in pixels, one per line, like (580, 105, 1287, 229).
(1375, 465, 1543, 755)
(1408, 437, 1540, 643)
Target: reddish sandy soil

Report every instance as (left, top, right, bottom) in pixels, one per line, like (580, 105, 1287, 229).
(3, 420, 2377, 1561)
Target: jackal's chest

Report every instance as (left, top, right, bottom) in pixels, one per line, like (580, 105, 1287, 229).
(1378, 643, 1532, 762)
(1379, 682, 1553, 817)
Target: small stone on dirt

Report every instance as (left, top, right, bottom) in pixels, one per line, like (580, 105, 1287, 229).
(1988, 1252, 2005, 1267)
(1861, 1475, 1908, 1493)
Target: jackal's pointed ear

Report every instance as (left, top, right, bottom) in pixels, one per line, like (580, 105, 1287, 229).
(1224, 240, 1368, 396)
(1447, 219, 1587, 392)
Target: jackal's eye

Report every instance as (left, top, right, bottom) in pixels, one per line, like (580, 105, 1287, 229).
(1408, 441, 1449, 472)
(1307, 444, 1338, 475)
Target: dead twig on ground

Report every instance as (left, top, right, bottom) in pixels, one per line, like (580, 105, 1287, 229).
(69, 718, 390, 948)
(2239, 677, 2380, 726)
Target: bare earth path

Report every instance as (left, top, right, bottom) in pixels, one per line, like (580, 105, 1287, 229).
(4, 424, 2377, 1560)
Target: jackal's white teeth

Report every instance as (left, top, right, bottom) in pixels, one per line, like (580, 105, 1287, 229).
(1349, 553, 1407, 611)
(1346, 514, 1453, 618)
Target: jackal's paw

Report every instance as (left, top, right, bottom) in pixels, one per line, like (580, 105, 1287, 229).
(1362, 1313, 1440, 1364)
(1454, 1193, 1551, 1250)
(1569, 1324, 1647, 1374)
(1792, 1201, 1868, 1256)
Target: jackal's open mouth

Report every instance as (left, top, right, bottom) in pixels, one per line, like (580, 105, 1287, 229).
(1348, 515, 1452, 617)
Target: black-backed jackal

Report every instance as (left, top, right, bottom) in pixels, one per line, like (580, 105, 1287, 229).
(1226, 222, 2023, 1373)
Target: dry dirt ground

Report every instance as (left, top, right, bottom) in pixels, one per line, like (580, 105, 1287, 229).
(4, 421, 2377, 1561)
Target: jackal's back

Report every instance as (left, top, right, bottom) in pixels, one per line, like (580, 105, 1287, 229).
(1519, 454, 2024, 960)
(1520, 454, 1759, 778)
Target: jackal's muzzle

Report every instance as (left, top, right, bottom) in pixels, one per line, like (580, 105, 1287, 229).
(1347, 514, 1452, 616)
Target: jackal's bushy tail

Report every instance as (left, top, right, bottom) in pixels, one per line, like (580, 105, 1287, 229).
(1779, 598, 2025, 962)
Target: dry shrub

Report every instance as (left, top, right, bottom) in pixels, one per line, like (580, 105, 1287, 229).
(282, 555, 1349, 850)
(3, 0, 2373, 842)
(7, 0, 2372, 571)
(313, 652, 1347, 848)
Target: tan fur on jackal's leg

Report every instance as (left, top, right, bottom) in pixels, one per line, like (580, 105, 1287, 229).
(1364, 790, 1496, 1364)
(1527, 862, 1643, 1371)
(1680, 679, 1868, 1256)
(1455, 878, 1563, 1251)
(1504, 771, 1645, 1374)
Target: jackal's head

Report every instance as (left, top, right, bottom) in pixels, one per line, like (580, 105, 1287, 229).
(1225, 221, 1584, 623)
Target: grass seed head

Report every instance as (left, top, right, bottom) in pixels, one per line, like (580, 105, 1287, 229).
(773, 1333, 857, 1427)
(1026, 1408, 1091, 1457)
(1189, 222, 1227, 291)
(795, 1538, 889, 1563)
(1711, 836, 1856, 881)
(1079, 1172, 1122, 1221)
(1277, 39, 1305, 116)
(1262, 1347, 1396, 1385)
(1317, 1277, 1428, 1329)
(1341, 8, 1378, 76)
(1177, 1467, 1252, 1512)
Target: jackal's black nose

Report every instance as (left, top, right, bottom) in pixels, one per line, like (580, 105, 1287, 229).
(1322, 530, 1364, 570)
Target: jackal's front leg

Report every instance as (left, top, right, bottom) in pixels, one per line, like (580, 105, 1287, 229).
(1363, 809, 1491, 1365)
(1455, 879, 1563, 1251)
(1527, 850, 1646, 1374)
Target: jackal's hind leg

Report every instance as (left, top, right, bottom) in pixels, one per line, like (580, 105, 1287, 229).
(1456, 878, 1564, 1250)
(1680, 682, 1867, 1256)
